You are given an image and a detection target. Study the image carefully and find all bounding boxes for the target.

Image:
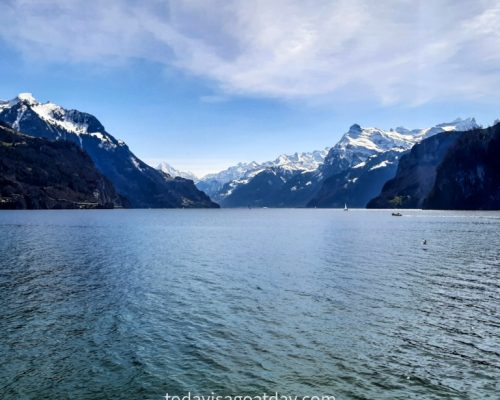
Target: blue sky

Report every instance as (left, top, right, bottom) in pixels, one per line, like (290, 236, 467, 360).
(1, 0, 500, 177)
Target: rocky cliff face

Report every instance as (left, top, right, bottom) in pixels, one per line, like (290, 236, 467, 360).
(367, 129, 466, 208)
(423, 124, 500, 210)
(0, 122, 126, 209)
(0, 94, 218, 208)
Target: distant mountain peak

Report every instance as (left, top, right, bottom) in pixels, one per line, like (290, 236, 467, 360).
(348, 123, 362, 135)
(450, 116, 475, 124)
(156, 161, 198, 181)
(201, 148, 330, 185)
(434, 117, 478, 132)
(16, 92, 37, 105)
(1, 93, 36, 108)
(1, 93, 111, 140)
(394, 126, 410, 134)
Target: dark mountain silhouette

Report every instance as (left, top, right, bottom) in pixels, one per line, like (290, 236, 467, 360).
(424, 123, 500, 209)
(368, 123, 500, 210)
(0, 122, 126, 209)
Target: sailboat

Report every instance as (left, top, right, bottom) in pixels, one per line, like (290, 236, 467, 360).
(344, 203, 348, 211)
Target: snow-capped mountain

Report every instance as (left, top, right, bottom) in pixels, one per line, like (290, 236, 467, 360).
(321, 118, 478, 176)
(196, 148, 330, 201)
(156, 162, 198, 181)
(0, 93, 121, 148)
(263, 148, 330, 171)
(196, 162, 260, 201)
(201, 148, 329, 183)
(203, 118, 479, 207)
(201, 161, 261, 184)
(0, 93, 218, 208)
(310, 118, 480, 207)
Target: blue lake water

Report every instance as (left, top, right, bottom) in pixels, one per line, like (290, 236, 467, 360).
(0, 209, 499, 399)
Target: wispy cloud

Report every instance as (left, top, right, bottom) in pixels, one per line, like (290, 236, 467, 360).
(1, 0, 499, 105)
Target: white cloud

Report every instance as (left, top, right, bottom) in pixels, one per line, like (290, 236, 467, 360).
(1, 0, 499, 105)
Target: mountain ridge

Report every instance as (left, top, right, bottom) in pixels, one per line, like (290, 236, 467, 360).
(196, 148, 329, 203)
(198, 118, 478, 208)
(0, 94, 218, 208)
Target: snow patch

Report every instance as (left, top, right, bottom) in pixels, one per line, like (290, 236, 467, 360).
(353, 161, 366, 169)
(32, 102, 90, 135)
(130, 156, 144, 171)
(17, 93, 37, 104)
(369, 160, 391, 171)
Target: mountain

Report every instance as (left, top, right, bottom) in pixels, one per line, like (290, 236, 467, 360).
(320, 119, 479, 177)
(308, 118, 479, 207)
(218, 167, 313, 208)
(156, 162, 198, 181)
(201, 118, 478, 208)
(196, 161, 261, 201)
(307, 149, 404, 208)
(196, 148, 329, 206)
(0, 122, 126, 209)
(367, 122, 498, 209)
(367, 131, 464, 208)
(424, 123, 500, 209)
(0, 94, 218, 208)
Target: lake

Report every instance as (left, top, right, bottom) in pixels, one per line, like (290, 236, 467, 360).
(0, 209, 498, 399)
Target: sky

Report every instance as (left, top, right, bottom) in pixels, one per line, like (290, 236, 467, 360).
(1, 0, 500, 177)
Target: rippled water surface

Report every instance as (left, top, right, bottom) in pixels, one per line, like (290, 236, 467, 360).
(1, 209, 499, 399)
